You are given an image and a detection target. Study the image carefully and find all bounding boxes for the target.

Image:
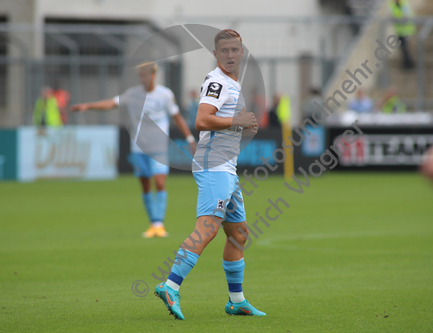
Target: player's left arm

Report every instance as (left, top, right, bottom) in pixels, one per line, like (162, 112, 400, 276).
(167, 90, 196, 154)
(172, 113, 196, 154)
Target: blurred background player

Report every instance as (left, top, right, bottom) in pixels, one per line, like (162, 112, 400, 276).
(154, 29, 265, 320)
(70, 62, 196, 238)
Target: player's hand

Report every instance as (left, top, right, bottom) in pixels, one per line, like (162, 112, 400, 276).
(243, 125, 258, 137)
(232, 108, 257, 129)
(70, 104, 89, 113)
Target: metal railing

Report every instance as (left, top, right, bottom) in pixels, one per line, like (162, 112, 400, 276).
(416, 17, 433, 110)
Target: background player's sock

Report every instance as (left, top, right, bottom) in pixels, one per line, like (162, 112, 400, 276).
(142, 192, 156, 223)
(154, 190, 167, 223)
(166, 249, 199, 291)
(223, 258, 245, 303)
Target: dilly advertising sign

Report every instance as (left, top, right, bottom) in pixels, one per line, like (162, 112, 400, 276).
(18, 126, 118, 181)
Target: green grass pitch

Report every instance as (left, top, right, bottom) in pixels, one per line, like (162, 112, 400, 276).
(1, 172, 432, 333)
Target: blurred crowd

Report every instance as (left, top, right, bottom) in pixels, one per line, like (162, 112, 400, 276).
(262, 86, 409, 129)
(303, 86, 407, 118)
(33, 85, 70, 127)
(31, 84, 410, 129)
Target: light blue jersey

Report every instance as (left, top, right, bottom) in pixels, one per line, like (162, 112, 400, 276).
(192, 67, 245, 175)
(114, 84, 177, 179)
(114, 84, 179, 154)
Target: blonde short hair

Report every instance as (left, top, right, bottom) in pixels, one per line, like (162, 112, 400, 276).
(214, 29, 242, 49)
(136, 61, 158, 74)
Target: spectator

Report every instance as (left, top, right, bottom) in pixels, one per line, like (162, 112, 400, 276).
(53, 81, 71, 125)
(378, 87, 407, 113)
(348, 89, 374, 113)
(33, 87, 62, 127)
(302, 88, 322, 120)
(276, 94, 291, 125)
(268, 93, 281, 128)
(388, 0, 416, 69)
(256, 91, 268, 128)
(186, 90, 199, 128)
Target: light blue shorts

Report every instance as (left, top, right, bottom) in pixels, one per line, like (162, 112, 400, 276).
(193, 171, 246, 223)
(128, 153, 169, 178)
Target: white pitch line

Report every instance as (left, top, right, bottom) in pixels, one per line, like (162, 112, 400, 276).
(256, 230, 424, 247)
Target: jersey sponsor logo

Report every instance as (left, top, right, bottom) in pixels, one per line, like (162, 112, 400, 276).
(206, 82, 223, 99)
(228, 126, 243, 133)
(217, 199, 224, 210)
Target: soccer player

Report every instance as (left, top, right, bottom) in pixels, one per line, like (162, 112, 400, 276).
(70, 62, 196, 238)
(154, 29, 266, 319)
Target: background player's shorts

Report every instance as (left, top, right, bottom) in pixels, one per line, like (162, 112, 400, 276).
(193, 171, 246, 223)
(128, 153, 169, 178)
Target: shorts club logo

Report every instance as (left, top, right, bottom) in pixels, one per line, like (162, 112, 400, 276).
(217, 199, 224, 209)
(206, 82, 223, 99)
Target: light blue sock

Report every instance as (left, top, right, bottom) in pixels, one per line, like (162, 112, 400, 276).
(154, 190, 168, 222)
(142, 192, 156, 223)
(223, 258, 245, 303)
(166, 249, 199, 290)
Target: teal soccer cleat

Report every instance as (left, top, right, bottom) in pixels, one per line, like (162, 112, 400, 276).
(154, 282, 185, 320)
(225, 299, 266, 316)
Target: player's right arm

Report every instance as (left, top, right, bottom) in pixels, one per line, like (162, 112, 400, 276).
(70, 99, 117, 113)
(195, 77, 257, 131)
(195, 105, 257, 131)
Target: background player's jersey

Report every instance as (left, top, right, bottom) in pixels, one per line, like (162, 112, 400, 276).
(114, 84, 179, 154)
(192, 67, 245, 175)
